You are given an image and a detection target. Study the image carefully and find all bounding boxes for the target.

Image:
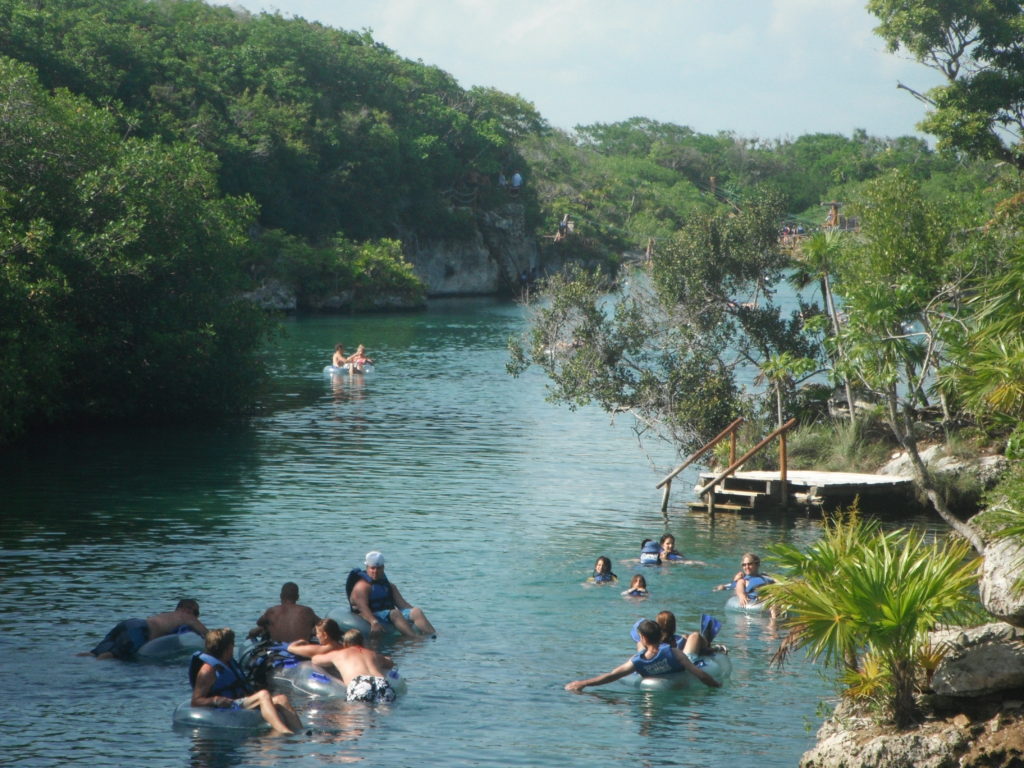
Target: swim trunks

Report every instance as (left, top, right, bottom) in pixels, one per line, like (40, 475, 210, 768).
(89, 618, 150, 659)
(346, 675, 396, 703)
(372, 608, 413, 624)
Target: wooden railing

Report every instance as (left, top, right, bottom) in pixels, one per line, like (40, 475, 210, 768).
(694, 417, 797, 514)
(656, 418, 743, 512)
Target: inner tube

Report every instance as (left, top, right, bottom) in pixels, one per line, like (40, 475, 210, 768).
(137, 626, 204, 660)
(171, 701, 268, 731)
(270, 661, 408, 699)
(326, 606, 403, 638)
(269, 661, 347, 699)
(725, 595, 769, 614)
(620, 652, 732, 690)
(323, 364, 375, 376)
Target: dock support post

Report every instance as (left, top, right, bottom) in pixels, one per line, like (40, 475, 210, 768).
(660, 479, 672, 513)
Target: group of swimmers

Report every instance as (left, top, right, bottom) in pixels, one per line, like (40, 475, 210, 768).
(80, 551, 435, 734)
(589, 536, 777, 613)
(331, 343, 374, 373)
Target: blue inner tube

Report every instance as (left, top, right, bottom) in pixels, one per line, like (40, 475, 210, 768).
(171, 702, 268, 731)
(326, 606, 402, 637)
(137, 626, 204, 660)
(271, 660, 408, 699)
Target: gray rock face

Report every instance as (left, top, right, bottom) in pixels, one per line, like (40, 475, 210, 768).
(979, 538, 1024, 627)
(410, 203, 538, 296)
(878, 445, 1008, 485)
(930, 623, 1024, 697)
(801, 700, 970, 768)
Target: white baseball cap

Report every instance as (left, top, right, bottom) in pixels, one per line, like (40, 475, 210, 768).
(365, 551, 385, 567)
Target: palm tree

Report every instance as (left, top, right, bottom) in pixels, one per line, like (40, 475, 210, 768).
(789, 229, 856, 423)
(764, 514, 981, 728)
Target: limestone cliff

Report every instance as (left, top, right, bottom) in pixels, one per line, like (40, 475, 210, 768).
(408, 203, 538, 297)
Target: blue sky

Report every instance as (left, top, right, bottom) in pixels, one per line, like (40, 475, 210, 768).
(218, 0, 946, 141)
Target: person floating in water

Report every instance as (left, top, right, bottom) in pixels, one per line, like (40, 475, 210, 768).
(347, 551, 437, 638)
(332, 344, 350, 368)
(639, 539, 662, 566)
(715, 552, 778, 617)
(347, 344, 374, 373)
(286, 618, 345, 660)
(622, 574, 649, 599)
(190, 627, 302, 733)
(564, 619, 722, 692)
(248, 581, 320, 643)
(80, 599, 208, 660)
(589, 556, 618, 584)
(312, 629, 398, 704)
(659, 533, 707, 566)
(632, 610, 725, 659)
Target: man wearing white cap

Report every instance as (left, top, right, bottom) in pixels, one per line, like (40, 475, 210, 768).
(348, 551, 437, 638)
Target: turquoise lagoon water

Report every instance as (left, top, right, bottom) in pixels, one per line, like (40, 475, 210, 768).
(0, 299, 938, 767)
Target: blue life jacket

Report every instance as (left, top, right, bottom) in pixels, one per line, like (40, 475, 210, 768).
(639, 541, 661, 565)
(346, 568, 395, 614)
(664, 552, 685, 561)
(189, 652, 252, 699)
(631, 644, 685, 677)
(741, 573, 774, 600)
(592, 570, 615, 583)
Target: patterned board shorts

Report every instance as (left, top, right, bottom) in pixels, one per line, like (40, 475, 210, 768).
(346, 675, 396, 704)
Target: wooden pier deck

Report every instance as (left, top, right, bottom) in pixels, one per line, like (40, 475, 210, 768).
(686, 470, 915, 513)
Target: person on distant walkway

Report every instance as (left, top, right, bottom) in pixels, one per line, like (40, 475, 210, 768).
(313, 629, 397, 704)
(81, 599, 208, 660)
(348, 551, 437, 638)
(510, 170, 523, 195)
(565, 619, 722, 692)
(191, 628, 302, 734)
(248, 582, 320, 643)
(286, 618, 344, 660)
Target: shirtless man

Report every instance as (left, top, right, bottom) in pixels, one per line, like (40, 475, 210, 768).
(248, 582, 320, 643)
(82, 599, 208, 660)
(312, 629, 397, 703)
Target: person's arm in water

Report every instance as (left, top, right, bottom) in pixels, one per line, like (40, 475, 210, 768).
(565, 659, 635, 692)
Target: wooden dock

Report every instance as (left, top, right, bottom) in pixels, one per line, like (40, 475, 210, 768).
(686, 470, 915, 514)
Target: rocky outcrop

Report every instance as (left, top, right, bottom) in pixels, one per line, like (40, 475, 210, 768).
(930, 623, 1024, 698)
(802, 699, 1024, 768)
(801, 625, 1024, 767)
(879, 444, 1008, 487)
(979, 537, 1024, 626)
(409, 203, 538, 296)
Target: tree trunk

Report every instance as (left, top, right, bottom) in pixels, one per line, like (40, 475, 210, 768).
(884, 386, 986, 554)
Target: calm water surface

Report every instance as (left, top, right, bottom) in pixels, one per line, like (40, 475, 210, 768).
(0, 299, 939, 767)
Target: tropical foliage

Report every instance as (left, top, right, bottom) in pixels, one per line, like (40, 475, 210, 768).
(764, 514, 982, 727)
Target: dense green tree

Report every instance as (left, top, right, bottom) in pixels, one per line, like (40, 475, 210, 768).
(0, 57, 270, 443)
(509, 189, 821, 453)
(868, 0, 1024, 168)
